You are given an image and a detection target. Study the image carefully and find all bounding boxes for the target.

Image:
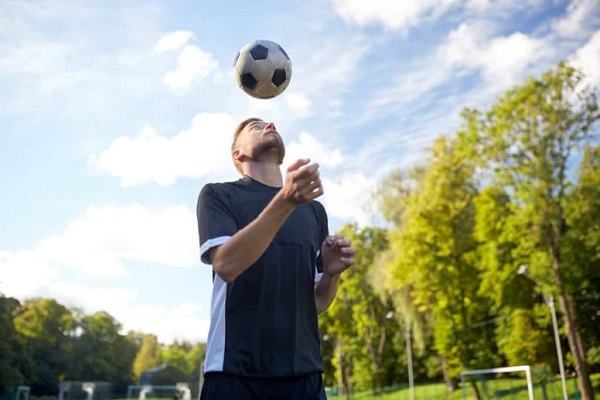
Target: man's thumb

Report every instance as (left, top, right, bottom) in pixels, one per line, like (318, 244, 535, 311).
(287, 158, 310, 172)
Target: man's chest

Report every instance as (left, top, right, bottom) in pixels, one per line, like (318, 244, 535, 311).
(234, 195, 321, 252)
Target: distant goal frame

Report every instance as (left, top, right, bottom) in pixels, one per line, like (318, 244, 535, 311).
(460, 365, 534, 400)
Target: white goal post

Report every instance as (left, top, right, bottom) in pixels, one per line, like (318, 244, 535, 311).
(460, 365, 534, 400)
(15, 386, 30, 400)
(127, 384, 191, 400)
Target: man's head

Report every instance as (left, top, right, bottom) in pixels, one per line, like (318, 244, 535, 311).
(231, 117, 285, 174)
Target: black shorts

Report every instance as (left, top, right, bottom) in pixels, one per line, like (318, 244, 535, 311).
(200, 372, 327, 400)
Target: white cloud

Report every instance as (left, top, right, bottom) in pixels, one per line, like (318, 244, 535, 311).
(0, 204, 199, 295)
(569, 30, 600, 87)
(553, 0, 600, 38)
(284, 92, 313, 118)
(163, 44, 218, 90)
(154, 30, 195, 54)
(321, 173, 374, 226)
(330, 0, 459, 32)
(284, 131, 344, 169)
(92, 112, 238, 186)
(116, 302, 210, 343)
(330, 0, 544, 31)
(367, 23, 546, 122)
(292, 35, 370, 98)
(441, 23, 546, 86)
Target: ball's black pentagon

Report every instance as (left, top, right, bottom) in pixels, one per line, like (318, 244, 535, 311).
(233, 51, 239, 67)
(279, 45, 290, 60)
(250, 44, 268, 60)
(241, 73, 258, 90)
(271, 68, 287, 87)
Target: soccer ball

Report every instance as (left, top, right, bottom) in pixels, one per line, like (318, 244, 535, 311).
(233, 40, 292, 99)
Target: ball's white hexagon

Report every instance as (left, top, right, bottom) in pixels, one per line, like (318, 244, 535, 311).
(234, 49, 255, 77)
(232, 39, 292, 99)
(249, 58, 274, 82)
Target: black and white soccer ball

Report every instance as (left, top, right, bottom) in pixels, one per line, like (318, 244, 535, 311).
(233, 40, 292, 99)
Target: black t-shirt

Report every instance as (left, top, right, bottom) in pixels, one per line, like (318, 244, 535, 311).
(196, 176, 328, 377)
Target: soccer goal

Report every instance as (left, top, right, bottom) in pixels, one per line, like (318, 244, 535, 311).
(461, 365, 534, 400)
(15, 386, 30, 400)
(126, 384, 191, 400)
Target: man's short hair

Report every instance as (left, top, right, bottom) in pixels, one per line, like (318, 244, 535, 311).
(232, 117, 262, 173)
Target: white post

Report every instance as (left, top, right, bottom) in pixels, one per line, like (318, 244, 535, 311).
(82, 383, 95, 400)
(547, 294, 569, 400)
(405, 324, 415, 400)
(525, 366, 535, 400)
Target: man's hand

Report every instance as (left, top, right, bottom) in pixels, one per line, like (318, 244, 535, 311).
(321, 235, 356, 276)
(279, 158, 323, 205)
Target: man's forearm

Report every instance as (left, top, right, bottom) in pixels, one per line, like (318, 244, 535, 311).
(211, 193, 295, 282)
(315, 272, 340, 313)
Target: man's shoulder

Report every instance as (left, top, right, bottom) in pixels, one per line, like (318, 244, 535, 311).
(200, 178, 246, 195)
(197, 180, 248, 210)
(306, 199, 327, 221)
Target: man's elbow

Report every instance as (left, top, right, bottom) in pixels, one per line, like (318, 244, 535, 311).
(212, 261, 237, 283)
(210, 247, 237, 283)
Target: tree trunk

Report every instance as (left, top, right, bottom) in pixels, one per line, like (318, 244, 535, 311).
(557, 291, 595, 399)
(441, 357, 455, 394)
(469, 379, 482, 400)
(548, 217, 595, 400)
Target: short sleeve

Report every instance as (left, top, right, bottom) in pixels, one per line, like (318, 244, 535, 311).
(197, 184, 238, 265)
(313, 202, 329, 281)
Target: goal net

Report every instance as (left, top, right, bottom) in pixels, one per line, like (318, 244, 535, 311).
(461, 365, 534, 400)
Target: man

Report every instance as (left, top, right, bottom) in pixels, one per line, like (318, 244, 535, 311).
(197, 117, 356, 399)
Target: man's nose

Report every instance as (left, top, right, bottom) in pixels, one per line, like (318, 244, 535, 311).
(265, 122, 276, 131)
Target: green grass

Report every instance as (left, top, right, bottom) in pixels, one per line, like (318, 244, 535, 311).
(326, 377, 588, 399)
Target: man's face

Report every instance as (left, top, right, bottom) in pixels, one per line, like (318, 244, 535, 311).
(236, 119, 285, 164)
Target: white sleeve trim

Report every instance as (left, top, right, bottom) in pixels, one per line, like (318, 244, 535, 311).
(314, 249, 323, 282)
(314, 266, 323, 283)
(200, 236, 231, 262)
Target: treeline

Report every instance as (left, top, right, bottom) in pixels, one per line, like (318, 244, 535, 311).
(319, 63, 599, 399)
(0, 296, 205, 396)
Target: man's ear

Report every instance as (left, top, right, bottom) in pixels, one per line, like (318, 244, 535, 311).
(232, 149, 242, 162)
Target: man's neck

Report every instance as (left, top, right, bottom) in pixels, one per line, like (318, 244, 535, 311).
(243, 161, 283, 188)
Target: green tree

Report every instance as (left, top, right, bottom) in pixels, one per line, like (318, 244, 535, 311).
(473, 186, 554, 368)
(0, 295, 31, 392)
(13, 298, 75, 395)
(187, 341, 206, 378)
(478, 63, 598, 399)
(386, 135, 499, 390)
(133, 334, 162, 381)
(372, 170, 448, 389)
(68, 311, 137, 382)
(161, 340, 205, 379)
(565, 145, 600, 372)
(320, 225, 402, 395)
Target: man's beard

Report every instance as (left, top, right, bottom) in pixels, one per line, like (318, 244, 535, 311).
(249, 136, 285, 164)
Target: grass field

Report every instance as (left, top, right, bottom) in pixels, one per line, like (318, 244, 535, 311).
(326, 375, 600, 399)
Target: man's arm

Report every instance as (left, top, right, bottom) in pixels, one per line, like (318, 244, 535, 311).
(314, 235, 355, 313)
(314, 272, 341, 313)
(210, 159, 322, 282)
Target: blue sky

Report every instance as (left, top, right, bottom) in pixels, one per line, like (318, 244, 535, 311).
(1, 0, 598, 343)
